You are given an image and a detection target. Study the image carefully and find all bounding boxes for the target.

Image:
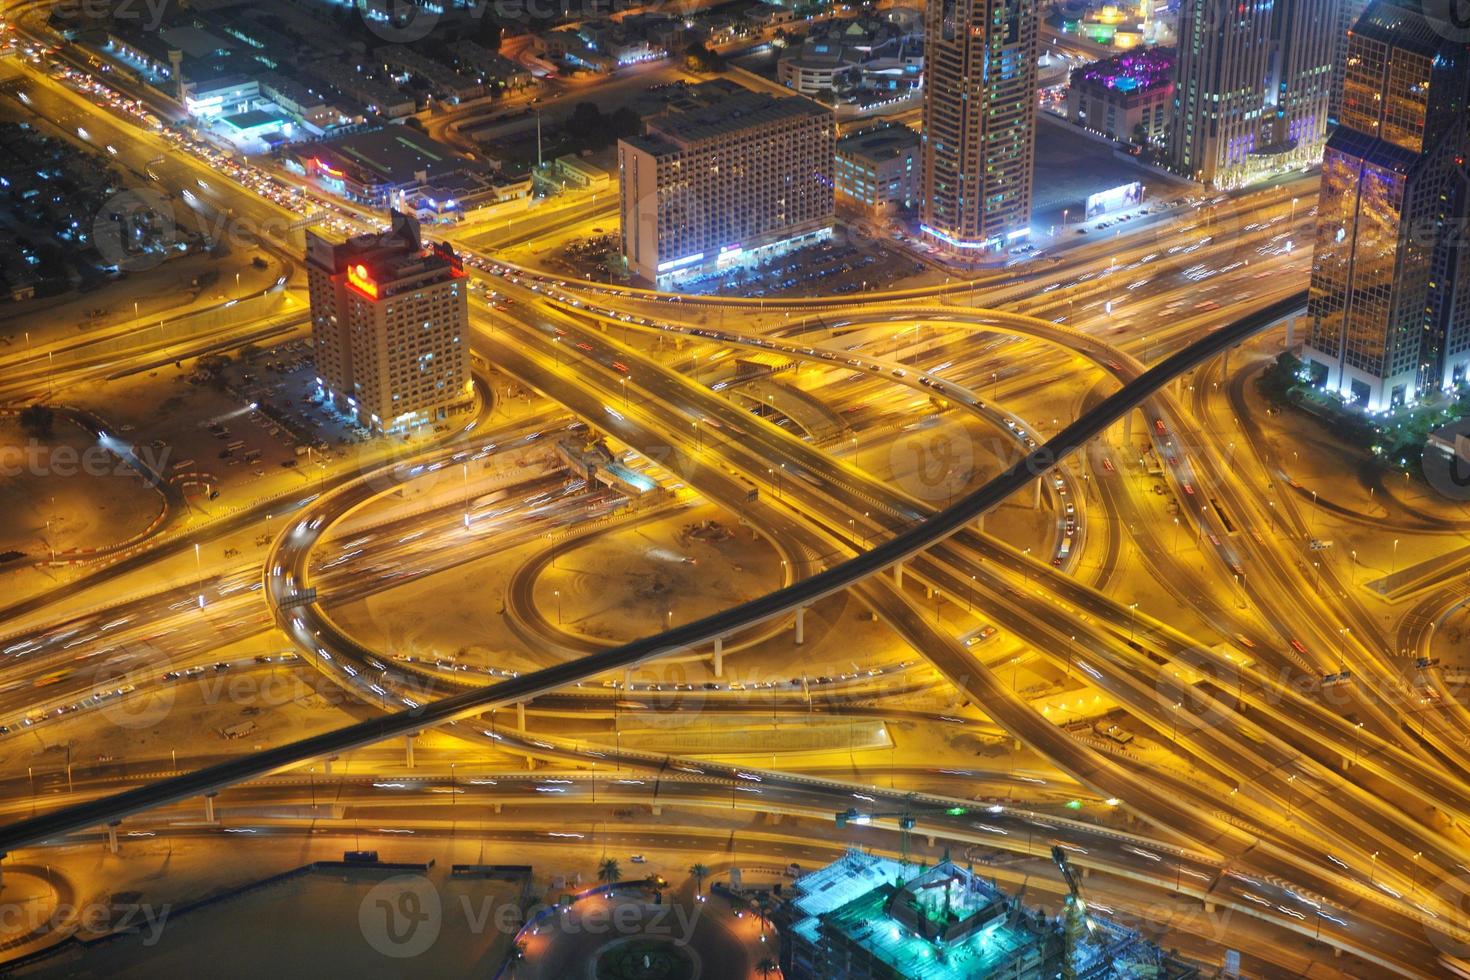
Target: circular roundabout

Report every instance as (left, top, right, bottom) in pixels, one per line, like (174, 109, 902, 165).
(592, 936, 701, 980)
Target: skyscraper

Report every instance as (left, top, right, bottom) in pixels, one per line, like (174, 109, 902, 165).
(1301, 0, 1470, 410)
(1264, 0, 1338, 163)
(1327, 0, 1370, 126)
(306, 211, 471, 432)
(1167, 0, 1274, 185)
(919, 0, 1040, 255)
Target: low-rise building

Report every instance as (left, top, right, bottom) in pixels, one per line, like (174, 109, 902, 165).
(446, 41, 533, 92)
(835, 123, 919, 214)
(1066, 47, 1174, 145)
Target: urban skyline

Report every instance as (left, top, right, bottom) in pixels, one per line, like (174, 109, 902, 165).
(0, 0, 1466, 976)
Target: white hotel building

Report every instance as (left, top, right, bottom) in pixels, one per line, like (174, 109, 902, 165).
(618, 80, 835, 286)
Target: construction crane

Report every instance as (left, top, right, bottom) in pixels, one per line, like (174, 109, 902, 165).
(834, 795, 969, 867)
(1052, 846, 1172, 979)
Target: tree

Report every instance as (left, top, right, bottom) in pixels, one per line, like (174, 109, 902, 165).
(684, 42, 725, 73)
(756, 956, 778, 978)
(1257, 351, 1304, 407)
(18, 404, 53, 440)
(597, 857, 622, 885)
(688, 862, 711, 895)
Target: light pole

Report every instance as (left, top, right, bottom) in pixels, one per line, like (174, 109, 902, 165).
(554, 589, 561, 625)
(194, 542, 204, 608)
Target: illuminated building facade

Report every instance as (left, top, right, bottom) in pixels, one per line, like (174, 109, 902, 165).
(618, 79, 834, 286)
(1328, 0, 1370, 126)
(919, 0, 1040, 255)
(1302, 0, 1470, 411)
(1263, 0, 1337, 163)
(835, 124, 921, 214)
(1167, 0, 1273, 185)
(306, 211, 470, 431)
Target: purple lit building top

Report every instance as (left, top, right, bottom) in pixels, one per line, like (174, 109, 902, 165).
(1071, 46, 1175, 95)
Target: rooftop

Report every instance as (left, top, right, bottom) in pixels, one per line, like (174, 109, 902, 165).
(837, 123, 920, 165)
(629, 79, 829, 153)
(1072, 46, 1174, 94)
(311, 127, 484, 186)
(790, 853, 1055, 980)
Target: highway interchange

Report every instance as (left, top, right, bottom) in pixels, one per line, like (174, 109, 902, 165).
(1, 13, 1469, 979)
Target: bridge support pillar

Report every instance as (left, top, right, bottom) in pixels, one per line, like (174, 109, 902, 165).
(493, 802, 502, 814)
(1033, 479, 1042, 510)
(526, 755, 536, 771)
(1203, 902, 1215, 913)
(713, 637, 723, 678)
(927, 835, 935, 846)
(651, 805, 662, 816)
(205, 792, 217, 823)
(976, 511, 984, 532)
(106, 821, 120, 855)
(624, 668, 633, 692)
(794, 606, 806, 645)
(894, 563, 903, 589)
(1284, 315, 1296, 348)
(405, 734, 416, 769)
(517, 701, 526, 732)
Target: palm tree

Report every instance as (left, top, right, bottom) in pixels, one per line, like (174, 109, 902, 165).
(688, 862, 711, 895)
(597, 857, 622, 885)
(756, 956, 778, 978)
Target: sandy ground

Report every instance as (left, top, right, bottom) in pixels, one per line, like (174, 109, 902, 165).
(0, 416, 164, 556)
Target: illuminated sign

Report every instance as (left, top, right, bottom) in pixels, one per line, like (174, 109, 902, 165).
(921, 224, 999, 250)
(346, 263, 379, 299)
(1085, 181, 1142, 219)
(656, 252, 705, 273)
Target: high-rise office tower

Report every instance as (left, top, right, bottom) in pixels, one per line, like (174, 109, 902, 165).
(1264, 0, 1338, 163)
(306, 210, 471, 432)
(1302, 0, 1470, 410)
(1167, 0, 1274, 185)
(1327, 0, 1370, 126)
(919, 0, 1040, 254)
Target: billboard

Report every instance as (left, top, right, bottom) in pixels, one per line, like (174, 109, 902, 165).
(1085, 181, 1142, 218)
